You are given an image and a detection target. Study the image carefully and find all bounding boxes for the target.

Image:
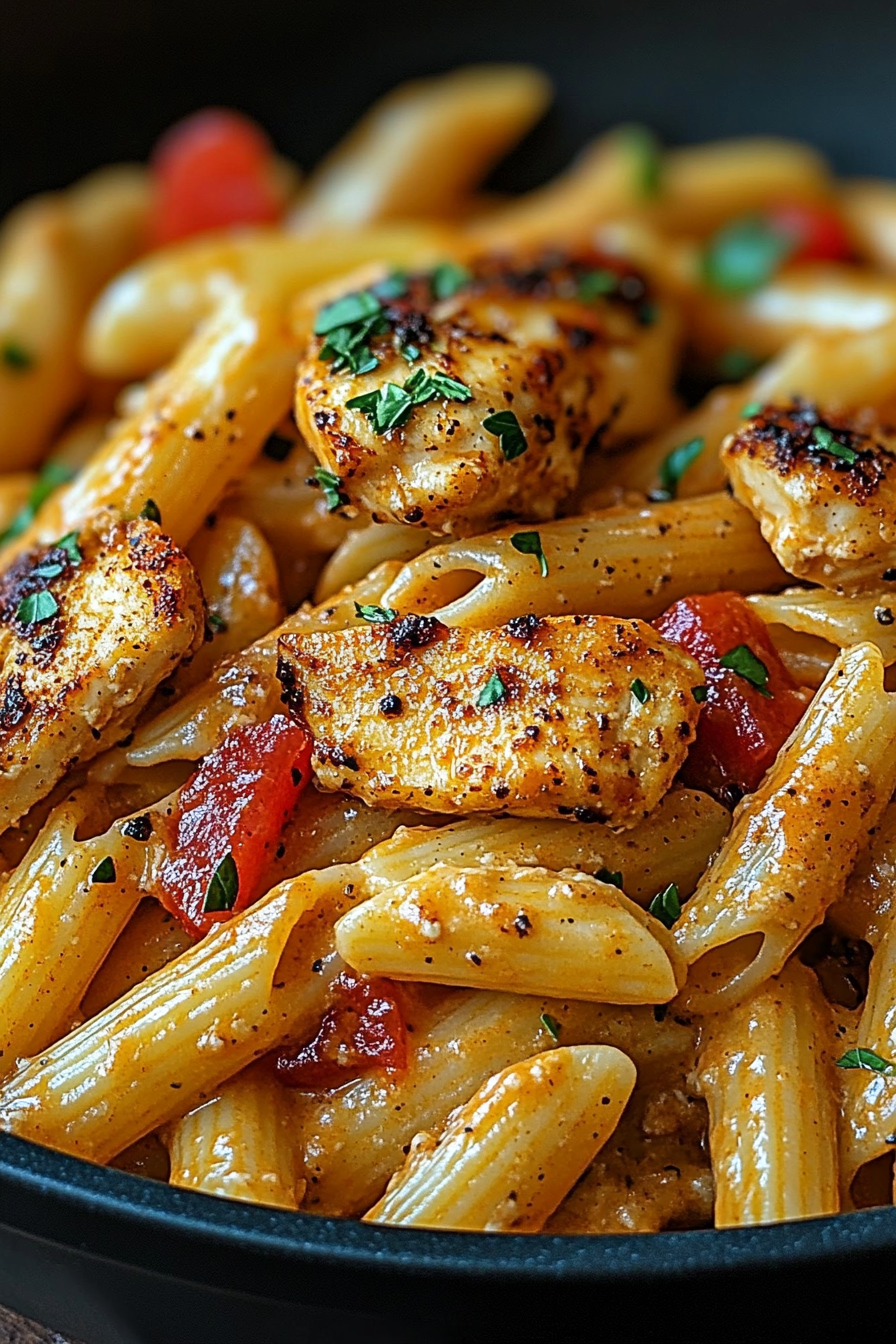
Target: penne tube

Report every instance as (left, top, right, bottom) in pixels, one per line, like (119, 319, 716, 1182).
(356, 788, 730, 908)
(830, 800, 896, 947)
(364, 1045, 636, 1232)
(1, 285, 298, 561)
(698, 958, 840, 1226)
(748, 587, 896, 666)
(841, 180, 896, 273)
(181, 513, 283, 690)
(675, 643, 896, 1013)
(314, 522, 432, 604)
(0, 866, 358, 1162)
(302, 991, 690, 1217)
(83, 224, 456, 379)
(91, 562, 403, 778)
(336, 862, 684, 1003)
(80, 899, 195, 1019)
(604, 322, 896, 499)
(0, 166, 149, 470)
(380, 494, 787, 627)
(165, 1063, 304, 1211)
(293, 66, 551, 233)
(0, 792, 147, 1072)
(765, 624, 839, 690)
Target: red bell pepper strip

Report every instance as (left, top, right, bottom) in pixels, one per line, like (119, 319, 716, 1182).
(275, 970, 408, 1089)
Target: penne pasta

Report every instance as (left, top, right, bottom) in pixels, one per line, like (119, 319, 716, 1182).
(748, 587, 896, 667)
(293, 65, 552, 233)
(80, 899, 195, 1019)
(336, 862, 684, 1003)
(364, 1045, 636, 1232)
(698, 958, 840, 1226)
(675, 643, 896, 1013)
(841, 179, 896, 273)
(830, 800, 896, 947)
(380, 495, 787, 627)
(165, 1063, 304, 1211)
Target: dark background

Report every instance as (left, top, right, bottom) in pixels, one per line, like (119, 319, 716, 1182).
(2, 0, 895, 215)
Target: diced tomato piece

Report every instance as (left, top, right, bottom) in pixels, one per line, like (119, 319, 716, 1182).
(766, 200, 853, 264)
(655, 591, 808, 805)
(158, 714, 312, 938)
(149, 108, 281, 247)
(275, 971, 408, 1089)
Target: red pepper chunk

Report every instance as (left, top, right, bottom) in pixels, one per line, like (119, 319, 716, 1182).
(158, 714, 312, 938)
(654, 592, 808, 806)
(149, 108, 282, 247)
(766, 200, 853, 264)
(275, 971, 408, 1089)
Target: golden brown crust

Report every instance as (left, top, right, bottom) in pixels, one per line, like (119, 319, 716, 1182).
(0, 511, 205, 831)
(277, 613, 703, 826)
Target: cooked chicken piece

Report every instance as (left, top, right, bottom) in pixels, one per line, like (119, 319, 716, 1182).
(0, 511, 205, 831)
(294, 255, 679, 536)
(277, 613, 703, 826)
(722, 400, 896, 590)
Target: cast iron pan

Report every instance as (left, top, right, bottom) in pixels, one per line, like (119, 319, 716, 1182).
(2, 1, 895, 1339)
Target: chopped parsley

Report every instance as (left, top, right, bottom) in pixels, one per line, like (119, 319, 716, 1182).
(692, 685, 709, 704)
(431, 262, 471, 300)
(203, 852, 240, 914)
(315, 289, 388, 375)
(346, 383, 414, 433)
(578, 268, 618, 300)
(811, 424, 858, 466)
(56, 532, 82, 565)
(477, 672, 507, 707)
(702, 216, 794, 294)
(403, 367, 472, 406)
(630, 678, 650, 704)
(2, 340, 34, 372)
(400, 343, 420, 364)
(372, 272, 408, 301)
(91, 857, 116, 884)
(16, 590, 58, 625)
(719, 643, 772, 697)
(510, 530, 548, 577)
(620, 124, 662, 199)
(313, 466, 348, 512)
(482, 410, 528, 461)
(29, 560, 65, 581)
(655, 436, 705, 500)
(717, 348, 762, 381)
(540, 1012, 562, 1042)
(741, 401, 763, 417)
(207, 612, 228, 634)
(595, 868, 623, 889)
(263, 432, 294, 462)
(140, 499, 162, 524)
(648, 881, 681, 929)
(355, 602, 397, 623)
(836, 1048, 893, 1074)
(0, 460, 74, 546)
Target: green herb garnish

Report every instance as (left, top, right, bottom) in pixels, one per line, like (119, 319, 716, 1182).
(482, 410, 527, 461)
(540, 1012, 562, 1042)
(717, 348, 762, 381)
(741, 401, 763, 417)
(477, 672, 507, 707)
(207, 612, 228, 634)
(140, 499, 162, 524)
(630, 678, 650, 704)
(431, 262, 471, 300)
(692, 685, 709, 704)
(719, 643, 772, 697)
(510, 530, 548, 577)
(654, 437, 705, 501)
(0, 460, 74, 547)
(203, 852, 240, 914)
(577, 268, 618, 300)
(16, 590, 58, 625)
(595, 868, 624, 889)
(836, 1048, 894, 1074)
(355, 602, 397, 623)
(372, 272, 408, 301)
(315, 291, 382, 336)
(29, 561, 64, 581)
(1, 341, 34, 372)
(401, 344, 420, 364)
(702, 216, 794, 295)
(315, 289, 388, 375)
(346, 382, 414, 433)
(91, 857, 116, 884)
(403, 367, 472, 406)
(811, 424, 858, 466)
(313, 467, 348, 512)
(56, 532, 82, 565)
(648, 882, 681, 929)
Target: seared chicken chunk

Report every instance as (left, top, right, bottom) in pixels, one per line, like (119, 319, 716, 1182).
(277, 613, 703, 826)
(294, 255, 679, 536)
(722, 401, 896, 590)
(0, 511, 205, 831)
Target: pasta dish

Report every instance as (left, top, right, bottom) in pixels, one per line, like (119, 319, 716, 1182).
(2, 64, 896, 1234)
